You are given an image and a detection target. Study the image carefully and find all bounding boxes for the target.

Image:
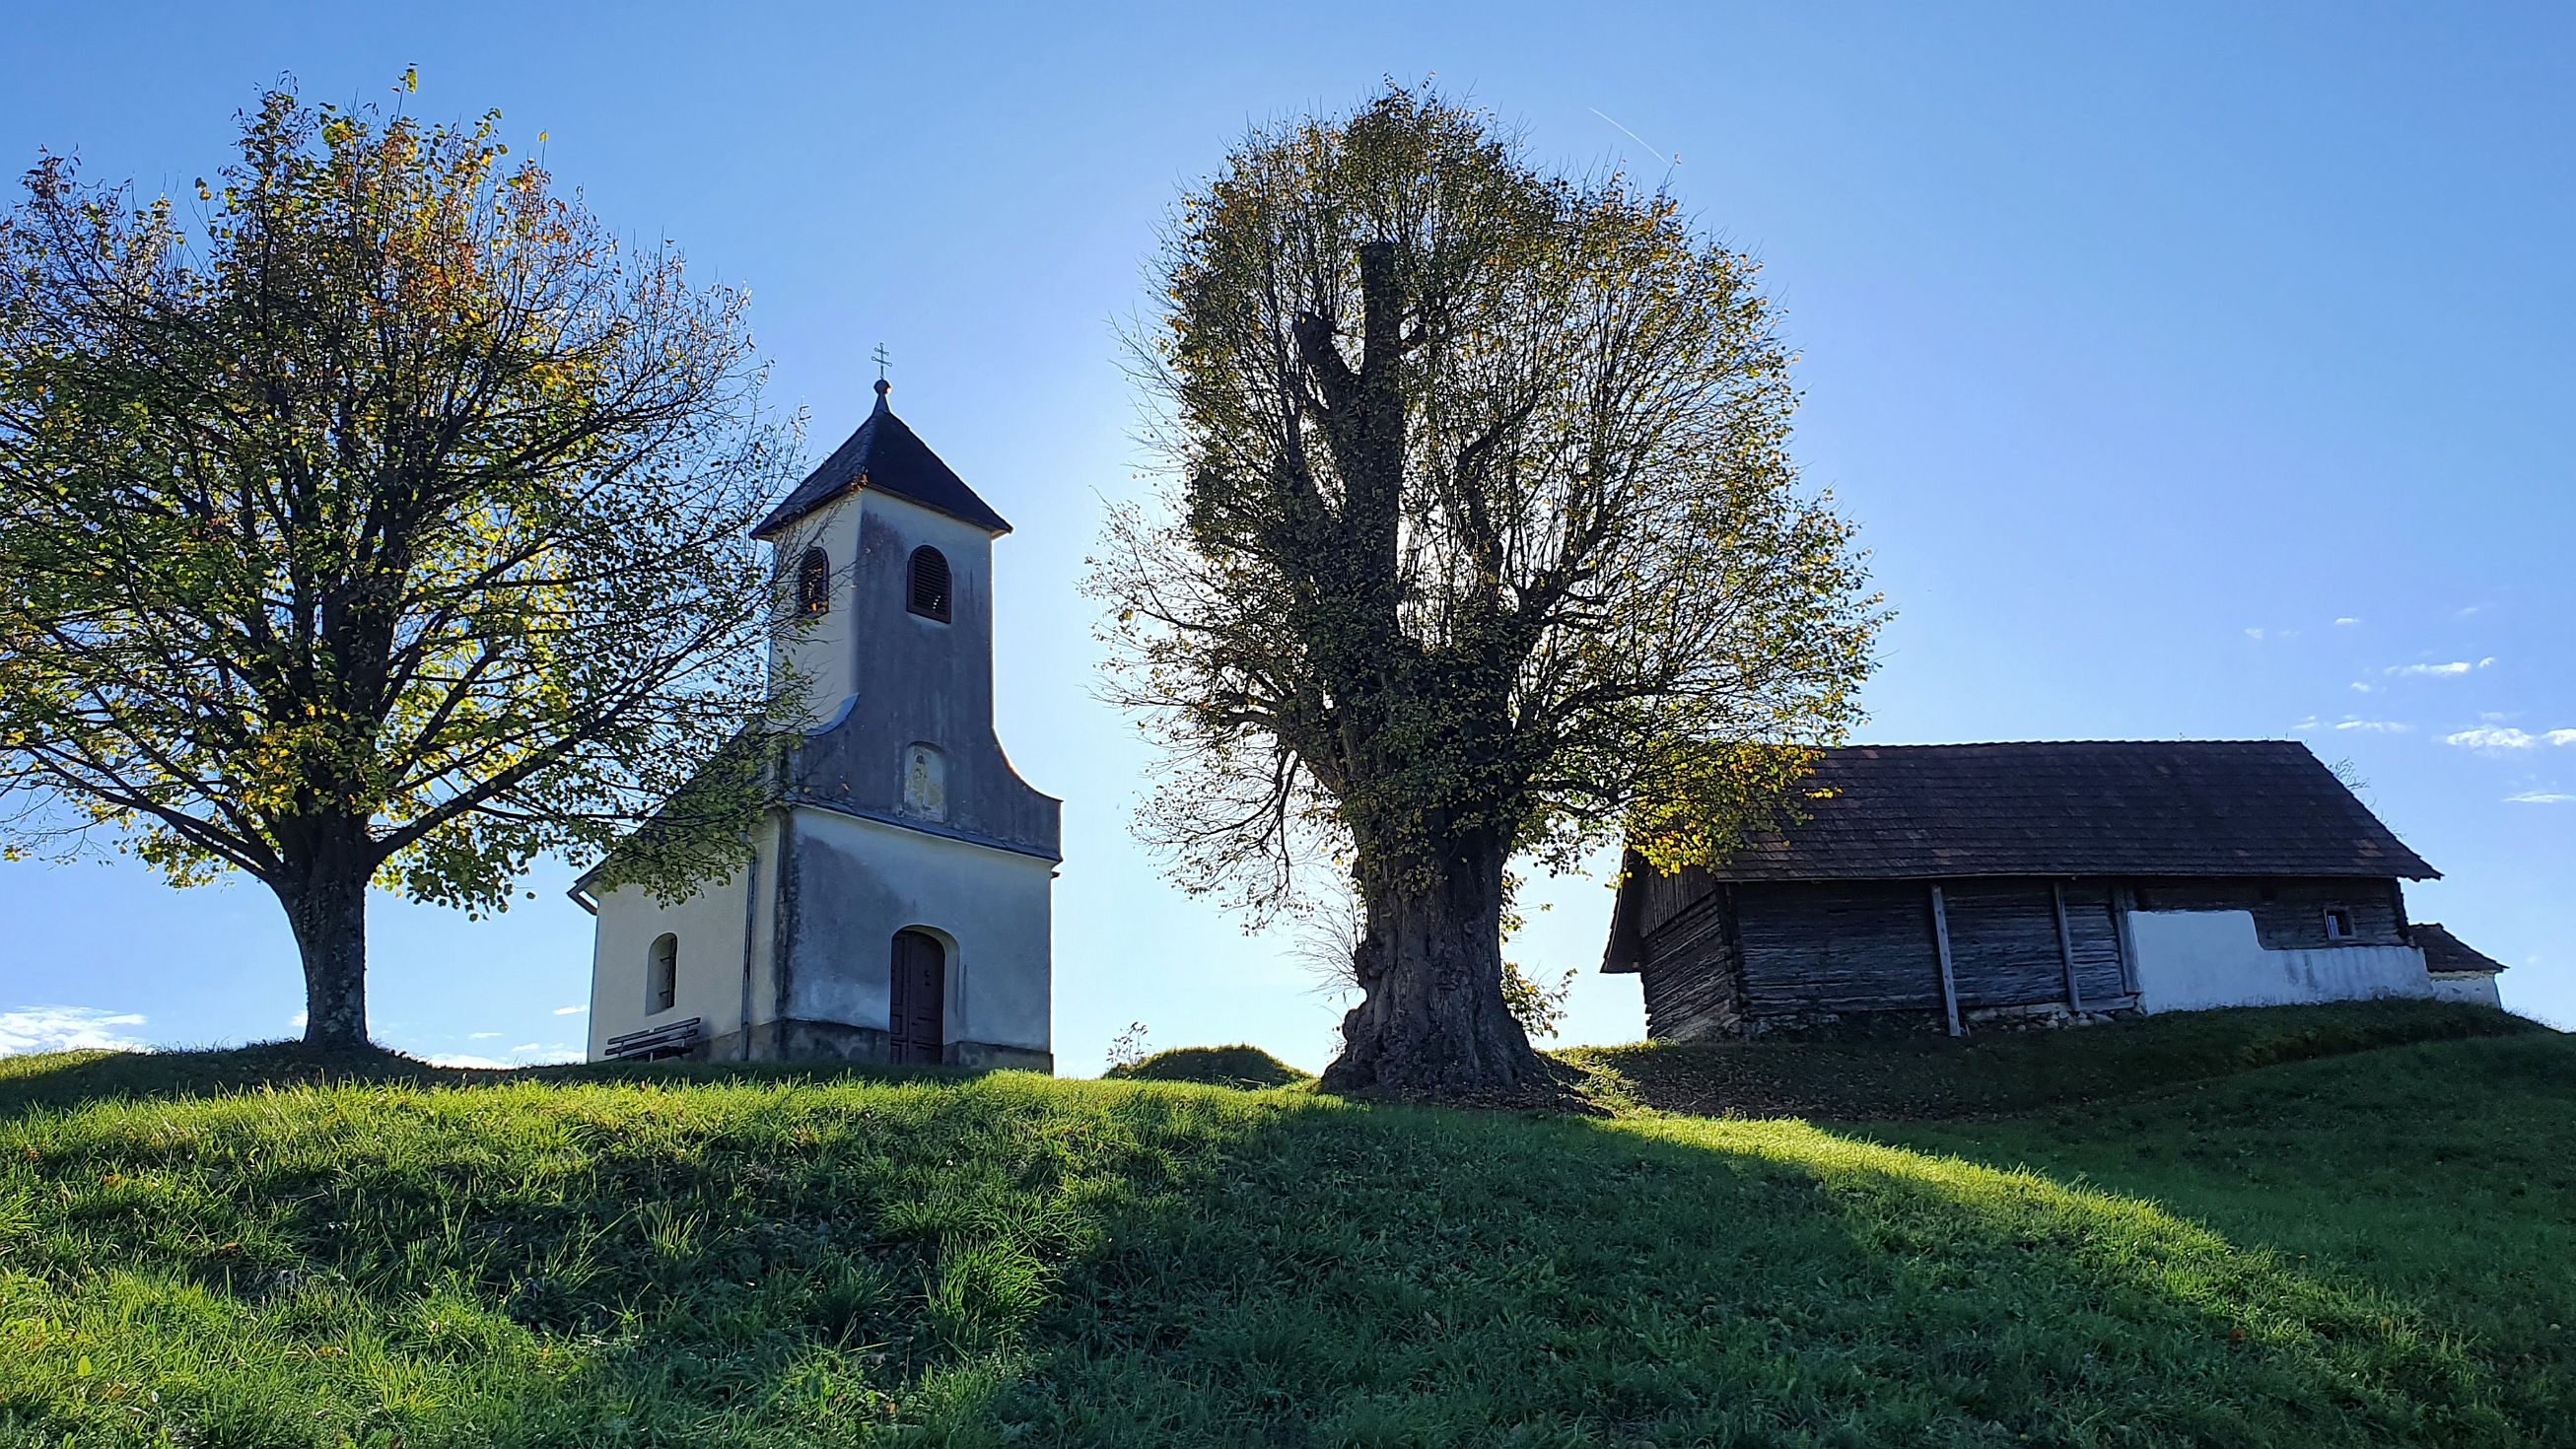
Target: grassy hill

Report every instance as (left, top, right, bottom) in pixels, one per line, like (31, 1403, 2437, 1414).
(1102, 1044, 1313, 1090)
(1, 1004, 2568, 1446)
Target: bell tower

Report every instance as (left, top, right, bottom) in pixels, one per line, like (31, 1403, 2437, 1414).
(578, 376, 1060, 1071)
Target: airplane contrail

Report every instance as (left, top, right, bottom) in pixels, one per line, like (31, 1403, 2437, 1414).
(1588, 107, 1678, 166)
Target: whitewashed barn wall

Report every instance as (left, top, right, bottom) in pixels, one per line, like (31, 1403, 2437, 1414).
(2424, 973, 2505, 1007)
(2127, 909, 2439, 1013)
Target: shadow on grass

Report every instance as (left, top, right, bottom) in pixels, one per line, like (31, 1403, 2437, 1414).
(1859, 1031, 2576, 1445)
(1018, 1101, 2528, 1446)
(0, 1040, 1021, 1119)
(1560, 1000, 2547, 1121)
(2, 1051, 2556, 1446)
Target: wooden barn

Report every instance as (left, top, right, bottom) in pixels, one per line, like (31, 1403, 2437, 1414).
(1601, 740, 2505, 1040)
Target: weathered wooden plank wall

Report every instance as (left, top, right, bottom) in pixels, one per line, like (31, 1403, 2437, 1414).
(1636, 865, 1717, 938)
(1637, 893, 1740, 1040)
(2057, 882, 2132, 1000)
(1636, 872, 2405, 1040)
(1939, 879, 2068, 1008)
(1733, 882, 1942, 1014)
(2128, 877, 2404, 947)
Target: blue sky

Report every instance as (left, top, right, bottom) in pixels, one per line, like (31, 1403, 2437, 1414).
(2, 2, 2569, 1069)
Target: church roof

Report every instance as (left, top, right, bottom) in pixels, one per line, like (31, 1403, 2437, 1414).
(750, 380, 1012, 540)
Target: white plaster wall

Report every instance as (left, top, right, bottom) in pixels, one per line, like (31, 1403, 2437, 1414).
(2128, 909, 2439, 1014)
(771, 502, 862, 729)
(786, 804, 1053, 1053)
(2426, 973, 2504, 1008)
(587, 857, 756, 1059)
(864, 491, 993, 631)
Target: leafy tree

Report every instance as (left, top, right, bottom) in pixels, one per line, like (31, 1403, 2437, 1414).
(0, 80, 793, 1048)
(1095, 88, 1881, 1100)
(1498, 961, 1575, 1044)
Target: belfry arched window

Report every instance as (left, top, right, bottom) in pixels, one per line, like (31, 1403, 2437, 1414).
(796, 547, 831, 616)
(907, 546, 951, 623)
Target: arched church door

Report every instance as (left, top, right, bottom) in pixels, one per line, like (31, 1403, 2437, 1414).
(889, 930, 946, 1065)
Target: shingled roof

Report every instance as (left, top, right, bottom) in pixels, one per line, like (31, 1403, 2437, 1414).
(750, 380, 1011, 540)
(2411, 922, 2508, 975)
(1678, 740, 2439, 883)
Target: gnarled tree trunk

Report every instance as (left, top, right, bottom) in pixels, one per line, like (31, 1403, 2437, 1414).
(1321, 828, 1549, 1101)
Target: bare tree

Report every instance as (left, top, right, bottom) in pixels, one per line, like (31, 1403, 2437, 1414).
(0, 79, 796, 1047)
(1093, 87, 1881, 1101)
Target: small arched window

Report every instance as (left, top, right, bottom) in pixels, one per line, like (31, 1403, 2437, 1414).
(647, 932, 678, 1014)
(796, 547, 831, 616)
(907, 546, 952, 623)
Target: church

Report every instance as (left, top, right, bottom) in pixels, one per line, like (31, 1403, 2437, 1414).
(575, 379, 1061, 1071)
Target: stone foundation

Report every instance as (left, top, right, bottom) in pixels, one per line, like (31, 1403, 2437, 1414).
(695, 1018, 1052, 1074)
(944, 1038, 1054, 1073)
(1739, 997, 2144, 1042)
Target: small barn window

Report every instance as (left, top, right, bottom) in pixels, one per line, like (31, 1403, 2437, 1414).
(797, 547, 831, 615)
(648, 933, 678, 1014)
(2323, 906, 2355, 942)
(907, 546, 951, 623)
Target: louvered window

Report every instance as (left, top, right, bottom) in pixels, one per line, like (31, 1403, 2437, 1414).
(796, 547, 831, 615)
(907, 546, 951, 623)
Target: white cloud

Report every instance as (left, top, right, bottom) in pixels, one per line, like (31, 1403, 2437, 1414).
(2244, 627, 2266, 641)
(2506, 791, 2576, 805)
(2349, 681, 2379, 694)
(468, 1031, 502, 1040)
(2387, 660, 2480, 678)
(552, 1004, 588, 1016)
(287, 1009, 308, 1030)
(2290, 716, 2323, 733)
(423, 1053, 516, 1070)
(0, 1006, 150, 1058)
(2449, 726, 2576, 751)
(2334, 617, 2362, 627)
(510, 1042, 584, 1065)
(2334, 719, 2409, 733)
(2447, 726, 2533, 750)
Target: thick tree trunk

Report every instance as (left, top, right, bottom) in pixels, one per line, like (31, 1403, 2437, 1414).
(1320, 833, 1551, 1103)
(279, 859, 371, 1050)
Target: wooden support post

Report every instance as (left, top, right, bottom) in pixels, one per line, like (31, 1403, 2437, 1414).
(2052, 880, 2085, 1014)
(2112, 884, 2140, 998)
(1929, 883, 1963, 1038)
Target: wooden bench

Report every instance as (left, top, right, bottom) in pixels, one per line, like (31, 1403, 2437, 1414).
(603, 1016, 703, 1063)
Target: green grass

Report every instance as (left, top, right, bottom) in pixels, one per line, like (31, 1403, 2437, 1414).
(0, 1003, 2567, 1446)
(1102, 1044, 1313, 1089)
(1566, 1000, 2540, 1119)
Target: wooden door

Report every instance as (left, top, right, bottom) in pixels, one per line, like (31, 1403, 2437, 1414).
(889, 930, 946, 1065)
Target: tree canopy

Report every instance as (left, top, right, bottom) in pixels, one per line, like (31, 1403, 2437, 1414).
(1094, 87, 1882, 1099)
(0, 80, 794, 1045)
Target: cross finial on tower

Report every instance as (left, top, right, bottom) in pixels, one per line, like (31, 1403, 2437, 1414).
(871, 343, 891, 381)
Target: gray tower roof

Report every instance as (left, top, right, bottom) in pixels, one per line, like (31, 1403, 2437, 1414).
(751, 380, 1012, 539)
